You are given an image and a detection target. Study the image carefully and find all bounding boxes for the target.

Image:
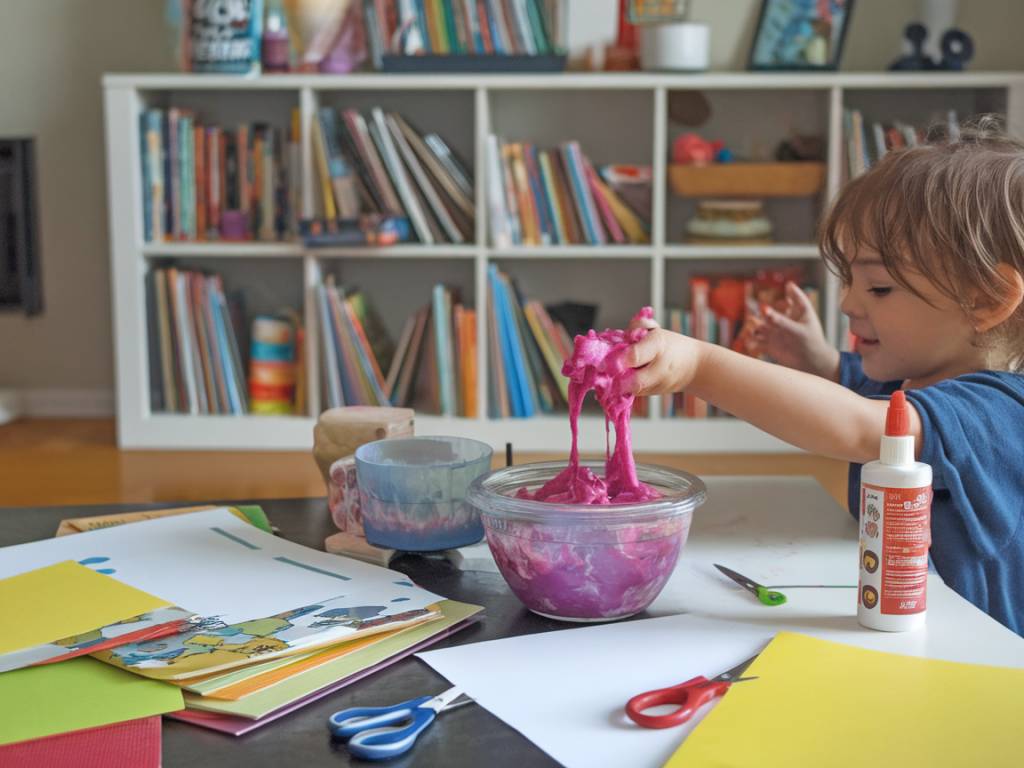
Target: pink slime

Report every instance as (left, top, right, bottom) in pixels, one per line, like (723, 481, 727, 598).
(518, 307, 661, 504)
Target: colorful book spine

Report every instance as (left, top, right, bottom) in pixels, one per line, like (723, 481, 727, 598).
(562, 141, 605, 245)
(432, 284, 456, 415)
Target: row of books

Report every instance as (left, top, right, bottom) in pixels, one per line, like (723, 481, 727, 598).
(317, 279, 478, 416)
(486, 138, 651, 247)
(309, 107, 474, 245)
(139, 109, 300, 243)
(146, 267, 249, 415)
(843, 108, 961, 178)
(487, 265, 570, 418)
(365, 0, 559, 58)
(664, 270, 818, 419)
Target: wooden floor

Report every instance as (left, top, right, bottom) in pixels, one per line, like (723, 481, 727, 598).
(0, 419, 849, 509)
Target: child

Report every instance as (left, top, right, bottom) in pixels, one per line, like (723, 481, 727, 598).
(627, 123, 1024, 635)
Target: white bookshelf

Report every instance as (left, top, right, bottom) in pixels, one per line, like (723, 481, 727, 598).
(103, 71, 1024, 452)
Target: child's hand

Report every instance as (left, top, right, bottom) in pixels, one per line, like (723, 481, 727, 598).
(627, 314, 660, 332)
(753, 281, 840, 380)
(625, 329, 703, 396)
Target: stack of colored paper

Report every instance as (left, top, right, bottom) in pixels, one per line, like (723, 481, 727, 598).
(0, 559, 189, 764)
(0, 507, 482, 737)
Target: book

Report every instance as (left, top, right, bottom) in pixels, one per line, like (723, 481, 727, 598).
(317, 108, 361, 219)
(486, 135, 512, 247)
(432, 284, 457, 415)
(498, 138, 522, 244)
(561, 141, 605, 245)
(145, 270, 164, 413)
(394, 115, 474, 221)
(585, 161, 626, 245)
(370, 108, 433, 243)
(153, 269, 177, 412)
(385, 312, 418, 400)
(386, 113, 465, 243)
(394, 306, 430, 407)
(424, 133, 473, 200)
(318, 284, 345, 408)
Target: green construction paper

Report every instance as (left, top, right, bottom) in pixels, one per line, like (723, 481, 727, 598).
(184, 600, 482, 719)
(182, 647, 323, 696)
(234, 505, 272, 533)
(0, 657, 183, 746)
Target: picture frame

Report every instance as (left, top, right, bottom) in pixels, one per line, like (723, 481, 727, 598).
(748, 0, 855, 71)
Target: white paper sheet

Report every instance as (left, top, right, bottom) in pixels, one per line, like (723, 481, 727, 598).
(417, 614, 773, 768)
(0, 508, 442, 626)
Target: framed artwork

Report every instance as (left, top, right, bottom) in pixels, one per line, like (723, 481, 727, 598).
(748, 0, 855, 71)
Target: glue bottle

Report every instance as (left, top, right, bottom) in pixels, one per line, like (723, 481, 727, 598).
(857, 390, 932, 631)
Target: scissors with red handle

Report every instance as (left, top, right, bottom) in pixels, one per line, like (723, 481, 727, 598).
(625, 654, 760, 729)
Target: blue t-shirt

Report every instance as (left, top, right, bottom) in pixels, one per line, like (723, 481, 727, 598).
(840, 352, 1024, 636)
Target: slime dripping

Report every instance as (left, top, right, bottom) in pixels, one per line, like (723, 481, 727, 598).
(517, 307, 662, 504)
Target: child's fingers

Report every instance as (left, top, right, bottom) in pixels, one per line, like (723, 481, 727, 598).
(785, 281, 814, 318)
(628, 316, 660, 332)
(625, 333, 659, 368)
(629, 358, 669, 395)
(764, 306, 803, 335)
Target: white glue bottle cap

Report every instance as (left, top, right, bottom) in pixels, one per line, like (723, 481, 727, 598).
(880, 390, 914, 466)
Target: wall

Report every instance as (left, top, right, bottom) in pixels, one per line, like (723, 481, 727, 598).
(0, 0, 1021, 400)
(0, 0, 174, 400)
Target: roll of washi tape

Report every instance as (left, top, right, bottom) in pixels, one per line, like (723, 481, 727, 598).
(252, 315, 295, 345)
(250, 360, 297, 386)
(249, 381, 297, 401)
(250, 340, 296, 362)
(250, 400, 294, 415)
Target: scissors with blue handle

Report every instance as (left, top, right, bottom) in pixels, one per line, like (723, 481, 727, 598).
(328, 686, 470, 761)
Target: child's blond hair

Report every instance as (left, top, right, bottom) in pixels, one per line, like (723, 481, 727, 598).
(819, 116, 1024, 371)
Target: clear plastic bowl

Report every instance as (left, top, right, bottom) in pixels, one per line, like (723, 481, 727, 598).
(467, 461, 707, 622)
(355, 436, 493, 551)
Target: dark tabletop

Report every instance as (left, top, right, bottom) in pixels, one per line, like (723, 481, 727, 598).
(0, 498, 582, 767)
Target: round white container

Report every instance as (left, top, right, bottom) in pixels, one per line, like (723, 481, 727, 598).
(639, 22, 710, 72)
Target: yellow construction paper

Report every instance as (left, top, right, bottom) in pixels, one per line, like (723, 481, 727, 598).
(0, 561, 170, 655)
(665, 632, 1024, 768)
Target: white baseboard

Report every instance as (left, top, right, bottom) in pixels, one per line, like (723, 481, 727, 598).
(14, 389, 116, 418)
(0, 389, 23, 424)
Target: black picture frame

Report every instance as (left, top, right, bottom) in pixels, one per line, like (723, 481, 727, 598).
(748, 0, 856, 71)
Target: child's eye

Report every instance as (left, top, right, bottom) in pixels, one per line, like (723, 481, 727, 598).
(867, 287, 892, 297)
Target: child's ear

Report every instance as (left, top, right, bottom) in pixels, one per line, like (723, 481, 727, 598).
(974, 263, 1024, 333)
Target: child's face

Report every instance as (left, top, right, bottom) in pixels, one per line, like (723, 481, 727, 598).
(839, 249, 977, 386)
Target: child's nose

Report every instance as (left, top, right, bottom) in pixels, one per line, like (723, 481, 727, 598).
(839, 286, 861, 318)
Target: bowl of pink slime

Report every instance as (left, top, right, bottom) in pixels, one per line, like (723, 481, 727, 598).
(467, 308, 707, 621)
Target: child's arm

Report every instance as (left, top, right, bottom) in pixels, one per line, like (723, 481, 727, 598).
(627, 330, 922, 464)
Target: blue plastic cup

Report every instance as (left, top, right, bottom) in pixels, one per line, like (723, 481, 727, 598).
(355, 437, 494, 551)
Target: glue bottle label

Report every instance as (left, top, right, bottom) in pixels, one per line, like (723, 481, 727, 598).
(859, 483, 932, 616)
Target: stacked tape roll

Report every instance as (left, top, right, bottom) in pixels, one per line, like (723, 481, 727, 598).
(249, 315, 296, 414)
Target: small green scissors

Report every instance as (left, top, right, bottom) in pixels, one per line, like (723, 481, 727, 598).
(714, 564, 788, 606)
